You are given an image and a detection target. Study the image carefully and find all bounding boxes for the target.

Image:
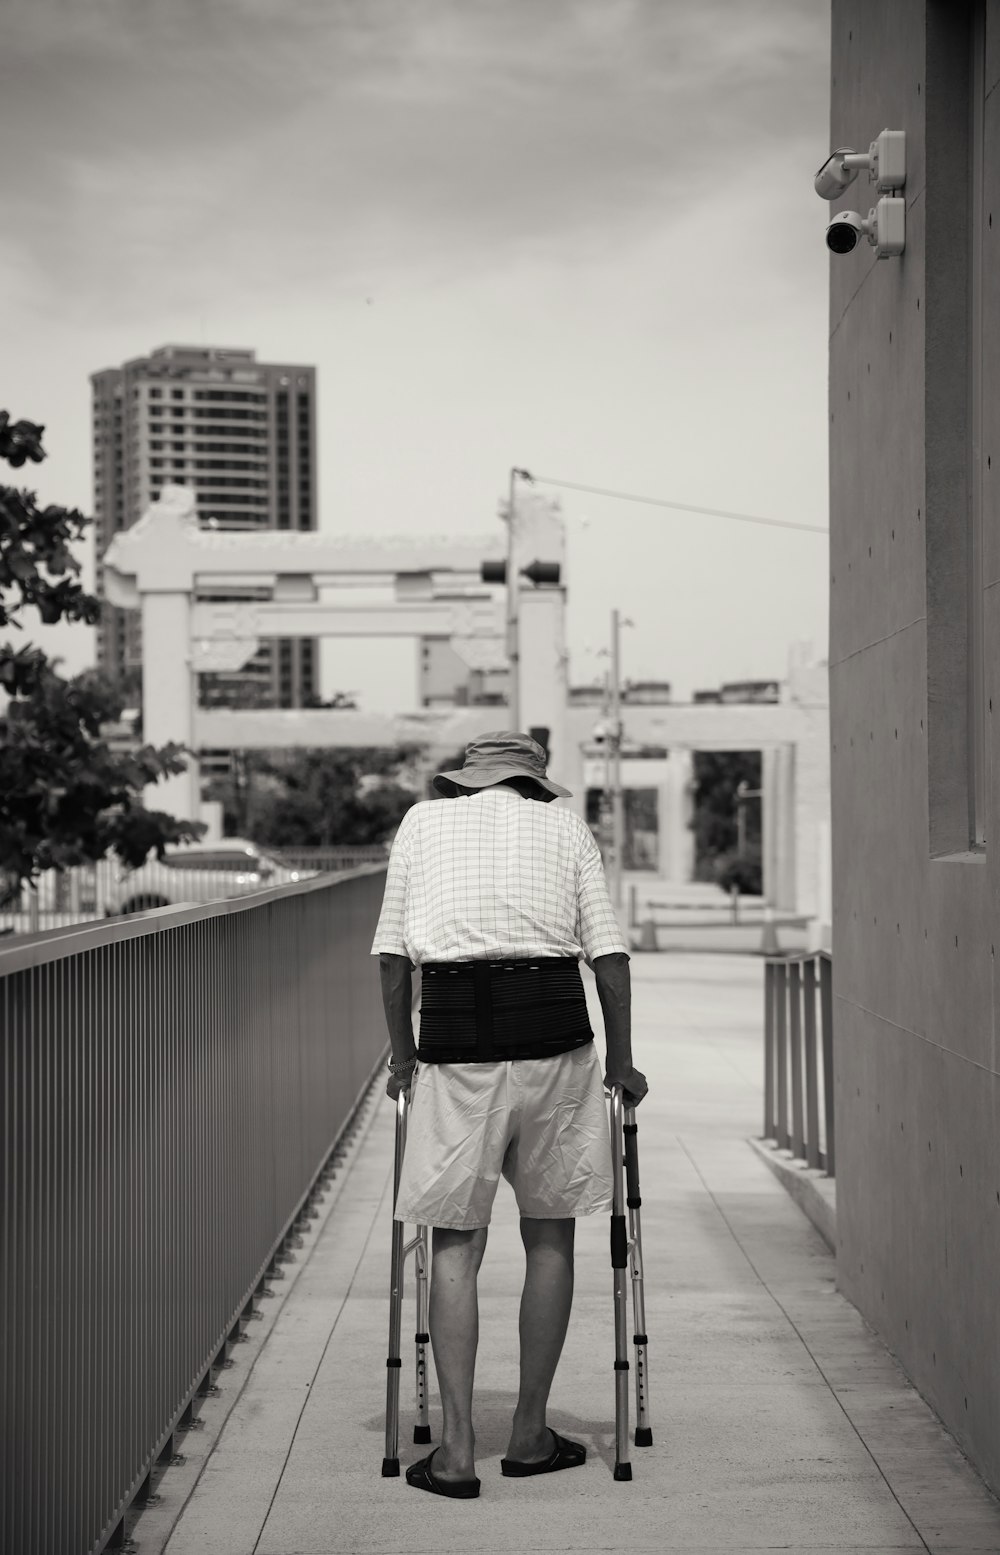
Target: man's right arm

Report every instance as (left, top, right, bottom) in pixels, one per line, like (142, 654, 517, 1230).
(592, 952, 648, 1107)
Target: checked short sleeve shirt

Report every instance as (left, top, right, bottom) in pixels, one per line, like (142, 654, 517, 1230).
(370, 788, 629, 965)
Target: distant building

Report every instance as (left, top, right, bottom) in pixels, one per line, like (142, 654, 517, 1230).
(419, 637, 507, 708)
(568, 684, 605, 707)
(623, 680, 673, 705)
(91, 344, 318, 710)
(693, 679, 780, 705)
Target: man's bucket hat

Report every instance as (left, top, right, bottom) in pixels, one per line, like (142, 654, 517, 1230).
(432, 731, 572, 801)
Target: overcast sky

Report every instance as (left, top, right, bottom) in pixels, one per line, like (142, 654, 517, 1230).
(2, 0, 831, 710)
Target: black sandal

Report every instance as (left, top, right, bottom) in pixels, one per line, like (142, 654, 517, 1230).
(501, 1429, 587, 1477)
(405, 1448, 481, 1498)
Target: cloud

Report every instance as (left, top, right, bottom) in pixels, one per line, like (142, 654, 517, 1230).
(2, 0, 828, 315)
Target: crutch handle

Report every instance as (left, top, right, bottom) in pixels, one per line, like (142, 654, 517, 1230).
(623, 1112, 640, 1207)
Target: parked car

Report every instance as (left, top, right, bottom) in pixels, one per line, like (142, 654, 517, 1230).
(107, 839, 316, 916)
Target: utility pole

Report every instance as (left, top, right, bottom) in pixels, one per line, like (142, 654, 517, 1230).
(506, 466, 520, 729)
(602, 669, 613, 859)
(610, 608, 625, 908)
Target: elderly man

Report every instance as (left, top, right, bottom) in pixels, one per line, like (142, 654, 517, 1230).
(372, 731, 647, 1499)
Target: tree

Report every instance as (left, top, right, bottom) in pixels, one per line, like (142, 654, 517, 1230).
(205, 744, 424, 847)
(0, 413, 203, 896)
(714, 841, 763, 897)
(690, 750, 762, 894)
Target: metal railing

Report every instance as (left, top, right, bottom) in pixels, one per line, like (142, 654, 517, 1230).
(0, 862, 116, 937)
(0, 847, 391, 939)
(762, 951, 835, 1175)
(275, 844, 389, 873)
(0, 866, 389, 1555)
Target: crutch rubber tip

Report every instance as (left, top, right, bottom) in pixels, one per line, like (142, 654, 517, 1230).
(382, 1457, 400, 1477)
(413, 1424, 432, 1444)
(613, 1462, 632, 1481)
(634, 1427, 653, 1447)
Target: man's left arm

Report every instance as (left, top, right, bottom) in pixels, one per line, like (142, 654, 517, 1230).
(370, 809, 419, 1097)
(380, 953, 418, 1099)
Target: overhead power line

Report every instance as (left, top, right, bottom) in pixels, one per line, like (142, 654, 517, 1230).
(520, 472, 829, 536)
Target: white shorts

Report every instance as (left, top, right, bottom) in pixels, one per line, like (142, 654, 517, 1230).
(393, 1041, 614, 1230)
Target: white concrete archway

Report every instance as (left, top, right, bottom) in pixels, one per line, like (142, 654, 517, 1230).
(103, 487, 828, 921)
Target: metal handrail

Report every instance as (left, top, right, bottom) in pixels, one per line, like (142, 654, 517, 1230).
(1, 865, 389, 1555)
(0, 862, 386, 974)
(762, 951, 834, 1175)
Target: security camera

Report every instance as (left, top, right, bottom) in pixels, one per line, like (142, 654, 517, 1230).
(814, 148, 862, 201)
(815, 131, 906, 201)
(826, 210, 869, 254)
(826, 196, 905, 258)
(592, 721, 609, 745)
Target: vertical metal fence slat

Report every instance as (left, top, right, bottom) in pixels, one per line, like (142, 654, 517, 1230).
(774, 962, 788, 1151)
(820, 954, 835, 1176)
(802, 959, 820, 1169)
(788, 962, 804, 1160)
(2, 971, 10, 1553)
(763, 962, 775, 1139)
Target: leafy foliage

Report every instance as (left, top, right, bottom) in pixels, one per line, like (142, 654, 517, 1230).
(714, 841, 763, 897)
(206, 744, 423, 847)
(690, 750, 763, 894)
(0, 414, 203, 894)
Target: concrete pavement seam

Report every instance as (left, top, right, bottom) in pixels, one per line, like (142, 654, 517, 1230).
(251, 1131, 394, 1553)
(675, 1134, 933, 1555)
(145, 1060, 390, 1555)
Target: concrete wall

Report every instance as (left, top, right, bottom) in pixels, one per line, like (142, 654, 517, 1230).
(830, 0, 1000, 1493)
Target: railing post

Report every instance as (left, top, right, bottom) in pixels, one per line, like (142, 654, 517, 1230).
(775, 961, 789, 1150)
(763, 961, 775, 1139)
(803, 957, 821, 1169)
(820, 954, 835, 1176)
(788, 961, 804, 1159)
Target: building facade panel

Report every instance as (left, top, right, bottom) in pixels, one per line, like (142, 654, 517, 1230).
(831, 0, 1000, 1494)
(90, 345, 318, 709)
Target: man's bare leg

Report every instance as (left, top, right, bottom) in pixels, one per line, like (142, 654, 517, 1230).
(505, 1217, 575, 1461)
(428, 1225, 488, 1480)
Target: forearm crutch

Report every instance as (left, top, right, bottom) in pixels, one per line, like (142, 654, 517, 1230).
(382, 1088, 431, 1476)
(610, 1084, 652, 1481)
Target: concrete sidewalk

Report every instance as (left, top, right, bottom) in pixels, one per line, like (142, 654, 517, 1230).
(159, 955, 1000, 1555)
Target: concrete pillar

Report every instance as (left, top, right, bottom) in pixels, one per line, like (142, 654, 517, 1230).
(778, 742, 797, 911)
(761, 746, 779, 907)
(561, 732, 588, 821)
(661, 749, 694, 885)
(142, 592, 200, 821)
(764, 742, 797, 913)
(516, 586, 569, 791)
(812, 815, 832, 951)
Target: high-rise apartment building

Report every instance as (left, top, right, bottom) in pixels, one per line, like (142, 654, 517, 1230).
(91, 344, 318, 709)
